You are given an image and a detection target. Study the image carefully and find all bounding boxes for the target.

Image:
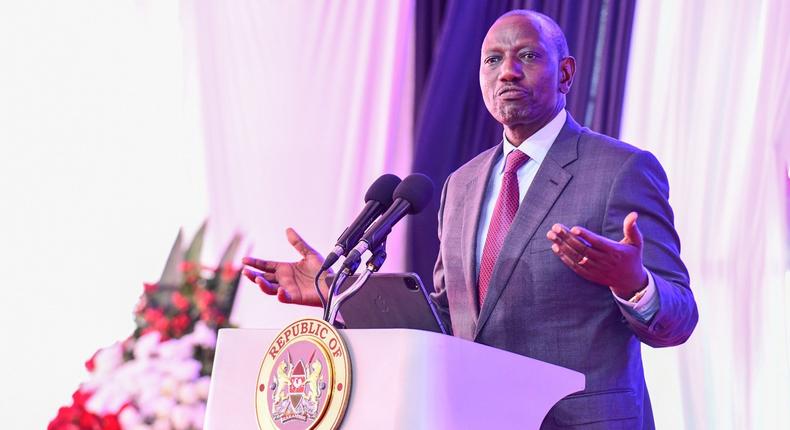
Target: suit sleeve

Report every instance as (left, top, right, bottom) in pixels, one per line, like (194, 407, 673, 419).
(430, 175, 453, 335)
(603, 150, 698, 347)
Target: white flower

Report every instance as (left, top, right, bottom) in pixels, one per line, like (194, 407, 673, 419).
(166, 358, 202, 382)
(195, 376, 212, 399)
(191, 403, 206, 429)
(106, 389, 132, 414)
(177, 382, 198, 405)
(188, 321, 217, 348)
(136, 388, 159, 417)
(74, 316, 219, 429)
(81, 375, 106, 393)
(135, 331, 162, 360)
(153, 396, 177, 419)
(84, 387, 110, 414)
(159, 375, 179, 397)
(158, 337, 194, 361)
(119, 407, 143, 428)
(138, 372, 165, 399)
(170, 405, 192, 430)
(151, 418, 172, 430)
(92, 342, 124, 375)
(84, 376, 131, 414)
(114, 359, 149, 395)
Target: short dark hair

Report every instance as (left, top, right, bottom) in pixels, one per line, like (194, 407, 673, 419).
(498, 10, 570, 59)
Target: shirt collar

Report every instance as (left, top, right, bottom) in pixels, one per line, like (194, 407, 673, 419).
(501, 109, 567, 171)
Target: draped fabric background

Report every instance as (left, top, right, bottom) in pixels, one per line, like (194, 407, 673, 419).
(180, 1, 416, 327)
(620, 0, 790, 428)
(406, 0, 636, 291)
(3, 1, 789, 428)
(0, 1, 209, 427)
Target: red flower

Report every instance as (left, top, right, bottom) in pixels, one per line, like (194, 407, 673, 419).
(84, 350, 99, 372)
(180, 261, 196, 272)
(221, 263, 238, 281)
(78, 412, 100, 428)
(195, 289, 216, 311)
(48, 389, 114, 430)
(101, 414, 121, 430)
(143, 283, 158, 293)
(143, 308, 164, 324)
(171, 291, 190, 311)
(171, 313, 191, 336)
(153, 316, 170, 336)
(72, 389, 92, 408)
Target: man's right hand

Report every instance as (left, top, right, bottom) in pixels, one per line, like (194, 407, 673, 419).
(242, 228, 328, 307)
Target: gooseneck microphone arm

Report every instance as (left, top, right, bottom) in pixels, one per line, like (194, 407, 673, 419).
(322, 234, 369, 322)
(326, 240, 387, 325)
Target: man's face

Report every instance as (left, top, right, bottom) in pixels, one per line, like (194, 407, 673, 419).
(479, 15, 568, 133)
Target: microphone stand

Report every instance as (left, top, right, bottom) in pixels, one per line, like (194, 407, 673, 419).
(322, 250, 361, 321)
(325, 241, 387, 325)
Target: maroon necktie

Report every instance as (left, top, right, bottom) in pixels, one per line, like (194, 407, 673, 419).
(478, 150, 530, 307)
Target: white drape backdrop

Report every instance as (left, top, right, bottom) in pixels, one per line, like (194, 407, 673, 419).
(621, 0, 790, 428)
(179, 1, 415, 327)
(0, 1, 207, 427)
(5, 1, 788, 427)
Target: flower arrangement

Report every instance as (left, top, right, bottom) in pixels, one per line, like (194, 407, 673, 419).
(49, 225, 242, 430)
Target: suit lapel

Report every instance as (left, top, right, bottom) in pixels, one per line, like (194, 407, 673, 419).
(474, 116, 583, 339)
(459, 145, 502, 333)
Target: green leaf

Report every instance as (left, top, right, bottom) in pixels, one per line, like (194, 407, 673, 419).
(159, 229, 184, 286)
(216, 233, 242, 273)
(185, 220, 208, 265)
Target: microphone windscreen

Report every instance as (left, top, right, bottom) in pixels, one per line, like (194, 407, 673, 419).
(364, 174, 402, 205)
(393, 173, 434, 214)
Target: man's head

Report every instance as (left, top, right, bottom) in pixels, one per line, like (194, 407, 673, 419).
(479, 10, 576, 142)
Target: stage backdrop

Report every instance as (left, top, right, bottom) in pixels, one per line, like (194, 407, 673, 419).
(180, 0, 415, 327)
(2, 1, 789, 429)
(0, 1, 208, 427)
(621, 0, 790, 428)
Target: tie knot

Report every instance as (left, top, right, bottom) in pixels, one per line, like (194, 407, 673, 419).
(504, 150, 529, 174)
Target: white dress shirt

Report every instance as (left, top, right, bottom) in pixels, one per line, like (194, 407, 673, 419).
(474, 109, 658, 320)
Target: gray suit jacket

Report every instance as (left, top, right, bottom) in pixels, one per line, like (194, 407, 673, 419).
(432, 114, 698, 429)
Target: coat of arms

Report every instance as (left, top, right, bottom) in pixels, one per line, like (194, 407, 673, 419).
(256, 318, 351, 430)
(270, 351, 326, 422)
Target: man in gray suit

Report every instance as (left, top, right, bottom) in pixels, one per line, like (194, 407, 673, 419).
(243, 10, 698, 429)
(429, 10, 698, 429)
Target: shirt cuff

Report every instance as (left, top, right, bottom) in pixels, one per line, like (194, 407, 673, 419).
(612, 270, 659, 321)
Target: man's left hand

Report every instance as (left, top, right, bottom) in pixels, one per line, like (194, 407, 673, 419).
(546, 211, 648, 299)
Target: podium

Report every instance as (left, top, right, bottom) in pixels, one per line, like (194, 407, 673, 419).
(205, 328, 585, 429)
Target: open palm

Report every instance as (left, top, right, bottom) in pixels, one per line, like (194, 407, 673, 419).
(242, 228, 330, 307)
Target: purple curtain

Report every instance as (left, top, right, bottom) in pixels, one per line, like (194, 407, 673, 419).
(407, 0, 636, 290)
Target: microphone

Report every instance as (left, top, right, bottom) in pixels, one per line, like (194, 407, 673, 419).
(341, 173, 434, 271)
(320, 174, 401, 272)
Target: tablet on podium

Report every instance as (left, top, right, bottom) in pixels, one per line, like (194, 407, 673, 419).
(329, 272, 448, 334)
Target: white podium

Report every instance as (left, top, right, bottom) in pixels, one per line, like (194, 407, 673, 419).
(206, 328, 584, 429)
